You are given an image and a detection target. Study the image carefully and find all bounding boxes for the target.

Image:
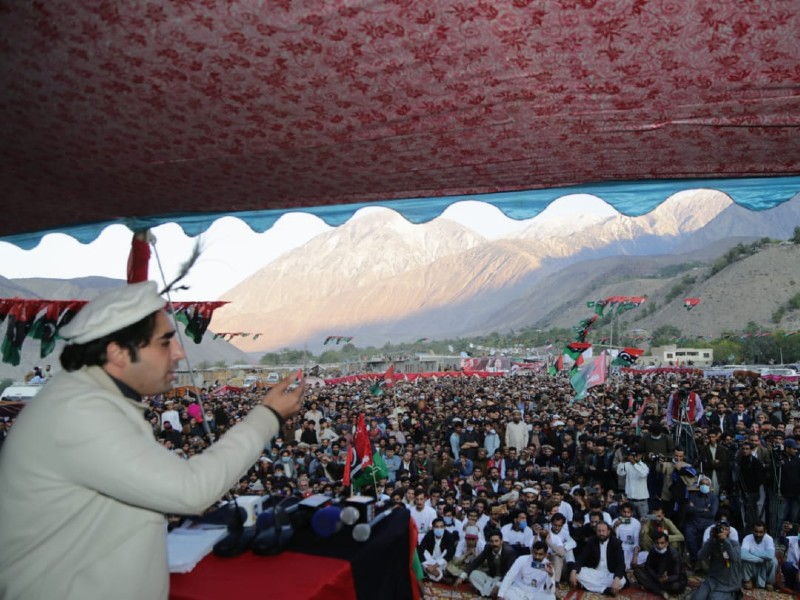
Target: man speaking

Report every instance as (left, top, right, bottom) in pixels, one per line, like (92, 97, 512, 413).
(0, 282, 304, 600)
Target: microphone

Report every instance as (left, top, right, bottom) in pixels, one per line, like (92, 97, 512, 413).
(311, 505, 346, 537)
(213, 498, 257, 558)
(308, 495, 360, 537)
(352, 505, 397, 542)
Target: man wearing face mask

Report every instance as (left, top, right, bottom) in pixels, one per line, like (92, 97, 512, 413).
(418, 517, 457, 582)
(633, 532, 687, 600)
(502, 509, 535, 557)
(684, 476, 718, 565)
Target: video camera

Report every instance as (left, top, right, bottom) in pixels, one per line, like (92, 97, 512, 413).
(710, 520, 729, 539)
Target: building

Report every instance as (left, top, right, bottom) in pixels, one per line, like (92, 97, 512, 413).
(649, 345, 714, 367)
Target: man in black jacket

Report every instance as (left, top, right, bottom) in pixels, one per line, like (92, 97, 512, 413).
(569, 521, 626, 595)
(780, 438, 800, 525)
(417, 517, 457, 582)
(633, 532, 687, 599)
(462, 530, 517, 597)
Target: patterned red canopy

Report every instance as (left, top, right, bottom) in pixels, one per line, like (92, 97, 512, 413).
(2, 0, 799, 244)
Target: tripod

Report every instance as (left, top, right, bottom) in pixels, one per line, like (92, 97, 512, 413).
(767, 449, 784, 537)
(673, 395, 699, 464)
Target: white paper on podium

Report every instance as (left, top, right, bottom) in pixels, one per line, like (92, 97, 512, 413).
(167, 526, 228, 573)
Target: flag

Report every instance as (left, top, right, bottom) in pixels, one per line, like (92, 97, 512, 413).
(383, 363, 396, 387)
(570, 352, 608, 400)
(324, 336, 335, 345)
(351, 451, 389, 491)
(2, 300, 40, 366)
(611, 347, 644, 367)
(684, 298, 701, 311)
(573, 315, 597, 341)
(344, 415, 375, 489)
(587, 300, 607, 316)
(29, 302, 60, 358)
(126, 230, 151, 283)
(174, 302, 225, 343)
(564, 342, 591, 361)
(415, 337, 428, 343)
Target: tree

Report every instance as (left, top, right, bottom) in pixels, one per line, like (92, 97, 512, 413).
(791, 226, 800, 244)
(651, 325, 682, 346)
(259, 352, 280, 365)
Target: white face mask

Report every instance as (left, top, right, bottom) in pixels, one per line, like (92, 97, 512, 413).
(654, 546, 668, 554)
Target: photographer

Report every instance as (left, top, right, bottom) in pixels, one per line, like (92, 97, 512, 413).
(638, 422, 673, 508)
(498, 540, 556, 600)
(692, 521, 742, 600)
(697, 427, 730, 495)
(615, 448, 649, 518)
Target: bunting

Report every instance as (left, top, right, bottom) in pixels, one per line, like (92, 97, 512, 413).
(172, 301, 228, 344)
(324, 335, 354, 345)
(573, 315, 598, 342)
(212, 331, 263, 341)
(2, 300, 42, 366)
(28, 302, 60, 359)
(0, 297, 230, 364)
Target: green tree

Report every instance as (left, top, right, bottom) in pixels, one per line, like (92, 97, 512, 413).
(710, 339, 743, 364)
(259, 353, 280, 365)
(651, 325, 681, 346)
(791, 226, 800, 244)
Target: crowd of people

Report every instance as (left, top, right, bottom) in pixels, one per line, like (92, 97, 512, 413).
(4, 363, 800, 599)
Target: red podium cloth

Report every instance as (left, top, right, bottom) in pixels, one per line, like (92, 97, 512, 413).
(170, 551, 357, 600)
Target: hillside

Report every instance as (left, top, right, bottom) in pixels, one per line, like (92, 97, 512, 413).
(524, 243, 800, 339)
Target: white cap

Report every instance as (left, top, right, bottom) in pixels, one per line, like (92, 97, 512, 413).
(60, 282, 166, 344)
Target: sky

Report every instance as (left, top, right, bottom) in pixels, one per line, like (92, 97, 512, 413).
(0, 196, 616, 301)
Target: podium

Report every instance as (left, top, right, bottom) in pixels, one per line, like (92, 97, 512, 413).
(170, 507, 414, 600)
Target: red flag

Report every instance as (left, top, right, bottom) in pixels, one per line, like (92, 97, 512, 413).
(127, 230, 151, 283)
(343, 444, 353, 487)
(383, 363, 396, 387)
(684, 298, 701, 311)
(355, 414, 373, 469)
